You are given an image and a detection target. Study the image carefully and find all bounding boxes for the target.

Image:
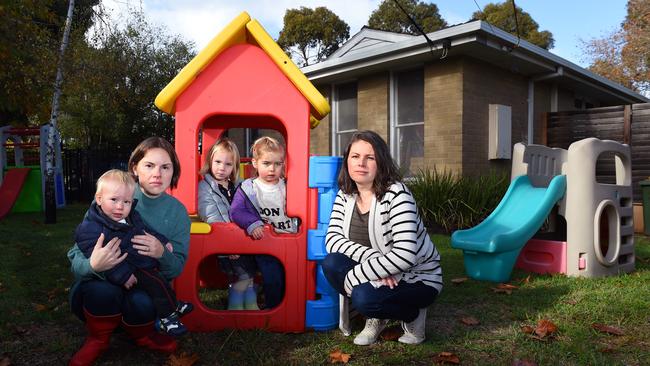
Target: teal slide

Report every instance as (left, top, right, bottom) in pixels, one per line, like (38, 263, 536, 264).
(451, 174, 566, 282)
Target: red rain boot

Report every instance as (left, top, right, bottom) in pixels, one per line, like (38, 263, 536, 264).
(69, 309, 121, 366)
(121, 320, 177, 353)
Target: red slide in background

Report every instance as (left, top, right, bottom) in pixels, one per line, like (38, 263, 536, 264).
(0, 168, 31, 219)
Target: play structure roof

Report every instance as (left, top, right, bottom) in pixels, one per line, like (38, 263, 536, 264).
(154, 11, 330, 126)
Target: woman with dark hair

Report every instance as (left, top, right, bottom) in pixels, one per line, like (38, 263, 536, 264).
(322, 130, 442, 346)
(67, 137, 191, 365)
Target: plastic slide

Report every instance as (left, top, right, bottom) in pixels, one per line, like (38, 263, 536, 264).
(451, 174, 567, 282)
(0, 168, 30, 219)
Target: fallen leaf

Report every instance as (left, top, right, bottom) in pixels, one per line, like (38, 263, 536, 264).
(497, 283, 518, 290)
(599, 343, 617, 353)
(512, 359, 538, 366)
(459, 316, 480, 326)
(379, 325, 402, 341)
(592, 323, 624, 336)
(24, 252, 31, 256)
(491, 287, 512, 295)
(34, 304, 47, 312)
(521, 325, 535, 334)
(451, 277, 468, 285)
(563, 299, 578, 305)
(535, 319, 558, 338)
(165, 352, 199, 366)
(329, 349, 351, 364)
(433, 351, 460, 364)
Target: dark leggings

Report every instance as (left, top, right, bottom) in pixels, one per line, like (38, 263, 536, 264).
(70, 279, 156, 324)
(322, 252, 438, 322)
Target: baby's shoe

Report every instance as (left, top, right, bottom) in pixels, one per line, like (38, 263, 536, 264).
(398, 308, 427, 344)
(176, 301, 194, 317)
(155, 313, 188, 337)
(243, 285, 260, 310)
(227, 286, 244, 310)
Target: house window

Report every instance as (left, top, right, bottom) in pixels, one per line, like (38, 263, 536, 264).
(332, 82, 358, 155)
(391, 68, 424, 177)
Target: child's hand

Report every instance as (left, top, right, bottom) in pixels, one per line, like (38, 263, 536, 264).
(165, 242, 173, 253)
(229, 255, 240, 260)
(251, 226, 264, 240)
(124, 274, 137, 289)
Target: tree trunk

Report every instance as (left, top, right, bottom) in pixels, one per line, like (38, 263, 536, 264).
(45, 0, 75, 224)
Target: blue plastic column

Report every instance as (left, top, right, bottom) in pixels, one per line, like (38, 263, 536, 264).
(305, 156, 342, 331)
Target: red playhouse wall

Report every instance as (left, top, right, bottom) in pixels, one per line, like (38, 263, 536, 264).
(172, 43, 312, 332)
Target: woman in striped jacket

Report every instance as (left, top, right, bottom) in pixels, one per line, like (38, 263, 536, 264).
(322, 130, 442, 346)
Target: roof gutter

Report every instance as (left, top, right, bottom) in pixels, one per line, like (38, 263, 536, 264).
(528, 67, 564, 144)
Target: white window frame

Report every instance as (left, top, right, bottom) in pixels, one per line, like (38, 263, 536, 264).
(389, 67, 425, 173)
(331, 81, 358, 156)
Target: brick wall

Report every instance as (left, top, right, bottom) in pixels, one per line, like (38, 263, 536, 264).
(424, 59, 464, 174)
(309, 86, 331, 155)
(460, 57, 529, 175)
(357, 72, 389, 141)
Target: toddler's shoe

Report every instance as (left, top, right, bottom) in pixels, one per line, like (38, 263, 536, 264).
(243, 285, 260, 310)
(176, 301, 194, 317)
(155, 313, 188, 337)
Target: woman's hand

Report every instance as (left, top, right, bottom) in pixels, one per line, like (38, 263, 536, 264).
(132, 231, 164, 259)
(380, 275, 399, 289)
(89, 233, 127, 272)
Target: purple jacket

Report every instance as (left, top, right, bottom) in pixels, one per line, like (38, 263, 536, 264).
(230, 178, 264, 235)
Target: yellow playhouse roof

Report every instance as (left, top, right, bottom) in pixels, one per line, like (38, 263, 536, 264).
(154, 11, 330, 127)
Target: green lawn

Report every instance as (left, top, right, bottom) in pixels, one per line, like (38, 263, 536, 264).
(1, 204, 649, 365)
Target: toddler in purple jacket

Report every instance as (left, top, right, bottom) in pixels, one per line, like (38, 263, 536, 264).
(230, 136, 298, 309)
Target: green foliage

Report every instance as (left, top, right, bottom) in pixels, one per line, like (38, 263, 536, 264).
(0, 0, 99, 125)
(472, 2, 555, 50)
(407, 168, 510, 233)
(367, 0, 447, 35)
(277, 7, 350, 67)
(58, 10, 195, 150)
(582, 0, 649, 94)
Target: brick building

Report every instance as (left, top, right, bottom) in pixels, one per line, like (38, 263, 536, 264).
(301, 21, 648, 176)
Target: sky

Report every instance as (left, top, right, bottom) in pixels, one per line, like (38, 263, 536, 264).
(102, 0, 628, 67)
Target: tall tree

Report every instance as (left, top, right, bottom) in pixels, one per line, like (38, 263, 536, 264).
(277, 7, 350, 67)
(472, 2, 554, 49)
(367, 0, 447, 35)
(58, 10, 195, 150)
(582, 0, 649, 94)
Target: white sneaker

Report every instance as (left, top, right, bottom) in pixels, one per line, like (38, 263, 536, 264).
(353, 318, 389, 345)
(398, 308, 427, 344)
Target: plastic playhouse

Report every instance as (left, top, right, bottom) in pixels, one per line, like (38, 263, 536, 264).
(452, 137, 635, 282)
(0, 125, 65, 219)
(154, 12, 340, 332)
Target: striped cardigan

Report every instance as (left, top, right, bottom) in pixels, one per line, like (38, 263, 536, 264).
(326, 182, 443, 295)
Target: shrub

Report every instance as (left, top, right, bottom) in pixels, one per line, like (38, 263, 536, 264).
(407, 168, 509, 233)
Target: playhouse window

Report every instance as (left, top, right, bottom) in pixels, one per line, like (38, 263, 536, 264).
(333, 82, 358, 156)
(390, 68, 424, 177)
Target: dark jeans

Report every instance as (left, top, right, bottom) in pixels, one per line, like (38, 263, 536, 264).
(255, 254, 284, 309)
(70, 279, 156, 325)
(218, 255, 258, 282)
(322, 252, 438, 322)
(133, 268, 177, 318)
